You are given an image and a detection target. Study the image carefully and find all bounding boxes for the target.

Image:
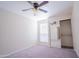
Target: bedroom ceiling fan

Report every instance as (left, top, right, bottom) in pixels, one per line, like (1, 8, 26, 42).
(22, 1, 48, 15)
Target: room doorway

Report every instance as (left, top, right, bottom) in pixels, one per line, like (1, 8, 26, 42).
(37, 21, 49, 46)
(60, 19, 73, 48)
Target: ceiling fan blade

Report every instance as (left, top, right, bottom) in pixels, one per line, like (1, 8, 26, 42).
(27, 1, 33, 6)
(22, 8, 33, 11)
(39, 1, 48, 7)
(39, 8, 48, 13)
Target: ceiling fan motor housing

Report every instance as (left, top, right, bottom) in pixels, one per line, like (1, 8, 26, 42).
(33, 3, 39, 9)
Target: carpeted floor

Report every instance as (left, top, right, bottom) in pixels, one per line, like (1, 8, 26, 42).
(5, 45, 78, 58)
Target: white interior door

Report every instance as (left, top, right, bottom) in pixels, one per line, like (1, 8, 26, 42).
(50, 23, 61, 48)
(50, 25, 58, 40)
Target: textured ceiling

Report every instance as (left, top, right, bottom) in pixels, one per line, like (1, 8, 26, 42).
(0, 1, 73, 20)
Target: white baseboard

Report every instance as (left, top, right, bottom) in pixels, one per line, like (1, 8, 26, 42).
(74, 48, 79, 57)
(0, 43, 36, 58)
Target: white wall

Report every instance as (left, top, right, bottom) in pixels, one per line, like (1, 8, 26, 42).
(0, 8, 37, 57)
(71, 2, 79, 57)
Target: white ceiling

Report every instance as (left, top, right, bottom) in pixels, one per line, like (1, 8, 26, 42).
(0, 1, 73, 21)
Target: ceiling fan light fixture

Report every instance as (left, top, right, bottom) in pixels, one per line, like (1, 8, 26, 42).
(32, 8, 37, 12)
(32, 8, 37, 16)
